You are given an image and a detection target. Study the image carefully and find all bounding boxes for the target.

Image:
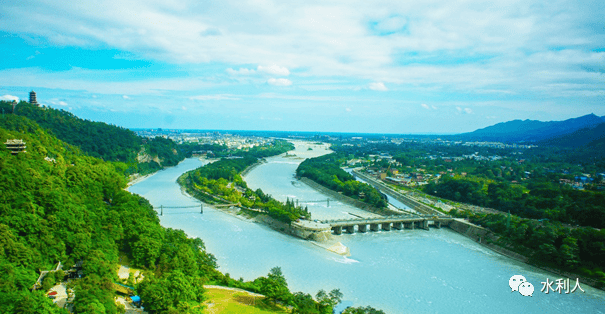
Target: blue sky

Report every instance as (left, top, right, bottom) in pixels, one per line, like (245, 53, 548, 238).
(1, 0, 604, 134)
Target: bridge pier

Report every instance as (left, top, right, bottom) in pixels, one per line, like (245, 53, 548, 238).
(333, 226, 342, 235)
(382, 223, 391, 231)
(392, 222, 402, 230)
(370, 224, 379, 232)
(345, 225, 355, 234)
(435, 221, 441, 229)
(421, 220, 429, 230)
(405, 222, 414, 230)
(358, 224, 367, 233)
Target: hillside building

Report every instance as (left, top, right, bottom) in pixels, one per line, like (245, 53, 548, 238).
(4, 139, 27, 154)
(29, 90, 38, 106)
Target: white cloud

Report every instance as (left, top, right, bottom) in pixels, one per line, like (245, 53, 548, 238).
(227, 68, 256, 75)
(267, 78, 292, 86)
(431, 105, 437, 110)
(346, 107, 352, 112)
(456, 106, 473, 114)
(258, 65, 290, 76)
(368, 82, 388, 91)
(123, 95, 130, 99)
(421, 103, 429, 109)
(189, 94, 241, 101)
(1, 95, 19, 102)
(372, 16, 408, 34)
(47, 99, 69, 106)
(257, 93, 352, 101)
(0, 1, 603, 121)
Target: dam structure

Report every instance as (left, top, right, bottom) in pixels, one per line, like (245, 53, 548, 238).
(321, 215, 453, 235)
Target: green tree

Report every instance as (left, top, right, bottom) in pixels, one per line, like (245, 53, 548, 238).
(257, 267, 291, 305)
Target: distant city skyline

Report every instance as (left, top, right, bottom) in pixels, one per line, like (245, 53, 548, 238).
(1, 1, 604, 134)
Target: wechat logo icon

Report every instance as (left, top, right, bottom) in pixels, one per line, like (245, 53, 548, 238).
(509, 275, 534, 297)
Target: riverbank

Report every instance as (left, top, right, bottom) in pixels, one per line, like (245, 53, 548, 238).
(126, 157, 211, 187)
(298, 177, 401, 217)
(127, 172, 154, 187)
(446, 218, 603, 290)
(240, 158, 267, 177)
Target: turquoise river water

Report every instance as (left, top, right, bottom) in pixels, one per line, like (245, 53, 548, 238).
(129, 142, 604, 314)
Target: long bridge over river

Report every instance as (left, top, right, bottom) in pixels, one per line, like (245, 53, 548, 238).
(320, 215, 453, 235)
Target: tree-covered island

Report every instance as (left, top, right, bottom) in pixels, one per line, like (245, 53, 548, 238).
(178, 140, 312, 224)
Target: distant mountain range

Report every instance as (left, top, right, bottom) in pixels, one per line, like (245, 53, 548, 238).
(457, 114, 605, 146)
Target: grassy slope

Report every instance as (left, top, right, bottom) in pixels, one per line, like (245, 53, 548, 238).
(204, 287, 288, 314)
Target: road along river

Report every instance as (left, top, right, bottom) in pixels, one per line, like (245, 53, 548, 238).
(129, 141, 604, 314)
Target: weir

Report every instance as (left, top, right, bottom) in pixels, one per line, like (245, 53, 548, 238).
(323, 215, 450, 235)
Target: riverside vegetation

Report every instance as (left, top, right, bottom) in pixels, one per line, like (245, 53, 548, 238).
(179, 141, 312, 224)
(313, 140, 605, 288)
(296, 152, 388, 209)
(0, 101, 385, 313)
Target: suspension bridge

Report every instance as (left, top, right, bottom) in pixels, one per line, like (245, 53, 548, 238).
(153, 203, 238, 215)
(294, 199, 331, 207)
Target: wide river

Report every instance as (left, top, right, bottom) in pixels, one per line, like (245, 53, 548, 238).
(129, 141, 604, 314)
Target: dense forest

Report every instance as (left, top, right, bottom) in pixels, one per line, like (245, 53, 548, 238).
(0, 101, 185, 176)
(296, 153, 388, 209)
(180, 140, 312, 223)
(424, 176, 605, 229)
(0, 114, 217, 313)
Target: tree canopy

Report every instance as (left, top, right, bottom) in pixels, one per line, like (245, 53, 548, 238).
(296, 152, 388, 209)
(0, 113, 216, 313)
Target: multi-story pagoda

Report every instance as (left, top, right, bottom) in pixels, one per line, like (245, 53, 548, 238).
(4, 139, 27, 154)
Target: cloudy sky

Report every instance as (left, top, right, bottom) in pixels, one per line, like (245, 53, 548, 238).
(1, 0, 604, 134)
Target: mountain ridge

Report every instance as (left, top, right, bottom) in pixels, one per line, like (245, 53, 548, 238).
(457, 113, 605, 143)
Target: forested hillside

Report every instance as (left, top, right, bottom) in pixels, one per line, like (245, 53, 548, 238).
(1, 118, 371, 313)
(0, 114, 217, 313)
(0, 101, 184, 175)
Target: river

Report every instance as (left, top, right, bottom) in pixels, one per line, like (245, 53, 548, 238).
(129, 141, 604, 314)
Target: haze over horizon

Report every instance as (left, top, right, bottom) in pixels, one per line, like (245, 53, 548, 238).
(1, 1, 604, 134)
